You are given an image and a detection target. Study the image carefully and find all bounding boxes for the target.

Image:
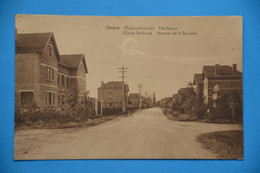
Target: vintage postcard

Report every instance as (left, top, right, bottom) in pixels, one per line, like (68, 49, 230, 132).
(14, 15, 243, 160)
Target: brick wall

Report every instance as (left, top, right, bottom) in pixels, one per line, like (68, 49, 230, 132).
(39, 39, 60, 107)
(15, 53, 41, 105)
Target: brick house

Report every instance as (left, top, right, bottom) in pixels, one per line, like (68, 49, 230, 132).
(15, 32, 88, 108)
(97, 81, 129, 108)
(202, 64, 242, 104)
(128, 93, 140, 109)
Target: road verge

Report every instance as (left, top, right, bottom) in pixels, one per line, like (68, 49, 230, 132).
(15, 115, 118, 130)
(197, 130, 243, 159)
(161, 107, 197, 121)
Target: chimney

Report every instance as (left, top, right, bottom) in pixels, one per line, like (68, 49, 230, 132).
(232, 64, 237, 74)
(101, 81, 104, 85)
(215, 64, 219, 75)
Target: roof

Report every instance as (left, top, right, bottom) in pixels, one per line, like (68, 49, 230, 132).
(129, 93, 140, 97)
(60, 54, 88, 73)
(16, 32, 88, 73)
(203, 65, 242, 78)
(16, 32, 58, 54)
(99, 81, 129, 91)
(193, 74, 204, 85)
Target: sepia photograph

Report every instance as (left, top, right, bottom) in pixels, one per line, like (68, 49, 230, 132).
(14, 15, 243, 160)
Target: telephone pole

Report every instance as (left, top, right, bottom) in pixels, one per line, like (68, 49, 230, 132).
(138, 84, 142, 109)
(118, 65, 128, 113)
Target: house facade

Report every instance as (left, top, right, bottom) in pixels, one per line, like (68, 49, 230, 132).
(128, 93, 140, 109)
(202, 64, 242, 104)
(15, 32, 88, 108)
(97, 81, 129, 109)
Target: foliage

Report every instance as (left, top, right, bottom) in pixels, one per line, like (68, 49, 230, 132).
(172, 81, 196, 115)
(15, 90, 96, 128)
(197, 130, 243, 159)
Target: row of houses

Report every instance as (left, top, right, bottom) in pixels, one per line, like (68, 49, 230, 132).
(15, 31, 88, 108)
(15, 31, 154, 115)
(160, 64, 243, 119)
(97, 81, 155, 111)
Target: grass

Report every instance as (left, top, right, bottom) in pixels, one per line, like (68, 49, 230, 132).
(161, 107, 198, 121)
(197, 130, 243, 159)
(15, 115, 118, 130)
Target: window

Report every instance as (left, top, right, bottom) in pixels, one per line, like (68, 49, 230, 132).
(62, 95, 65, 105)
(58, 94, 60, 105)
(47, 45, 52, 56)
(62, 75, 65, 86)
(66, 76, 69, 86)
(21, 92, 33, 105)
(46, 92, 55, 106)
(57, 74, 60, 84)
(46, 67, 54, 81)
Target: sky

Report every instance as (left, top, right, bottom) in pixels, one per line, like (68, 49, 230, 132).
(16, 15, 243, 100)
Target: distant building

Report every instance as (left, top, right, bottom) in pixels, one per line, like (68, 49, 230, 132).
(193, 74, 204, 96)
(202, 64, 242, 104)
(98, 81, 129, 108)
(172, 94, 179, 105)
(160, 97, 172, 107)
(128, 93, 140, 109)
(153, 92, 156, 105)
(146, 96, 153, 108)
(15, 32, 88, 108)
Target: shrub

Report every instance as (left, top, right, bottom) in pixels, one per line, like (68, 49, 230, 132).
(15, 92, 96, 128)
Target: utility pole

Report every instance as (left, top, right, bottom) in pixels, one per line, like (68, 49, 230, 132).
(138, 84, 142, 109)
(118, 65, 128, 114)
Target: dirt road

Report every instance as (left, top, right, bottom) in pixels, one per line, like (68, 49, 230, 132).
(14, 107, 242, 160)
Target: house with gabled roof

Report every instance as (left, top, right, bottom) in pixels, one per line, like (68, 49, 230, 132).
(128, 93, 140, 109)
(98, 81, 129, 109)
(15, 32, 88, 108)
(202, 64, 242, 104)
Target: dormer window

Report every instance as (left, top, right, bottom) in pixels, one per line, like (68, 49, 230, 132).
(47, 45, 52, 56)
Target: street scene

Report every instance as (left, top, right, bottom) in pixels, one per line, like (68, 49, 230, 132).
(14, 108, 242, 160)
(14, 15, 243, 160)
